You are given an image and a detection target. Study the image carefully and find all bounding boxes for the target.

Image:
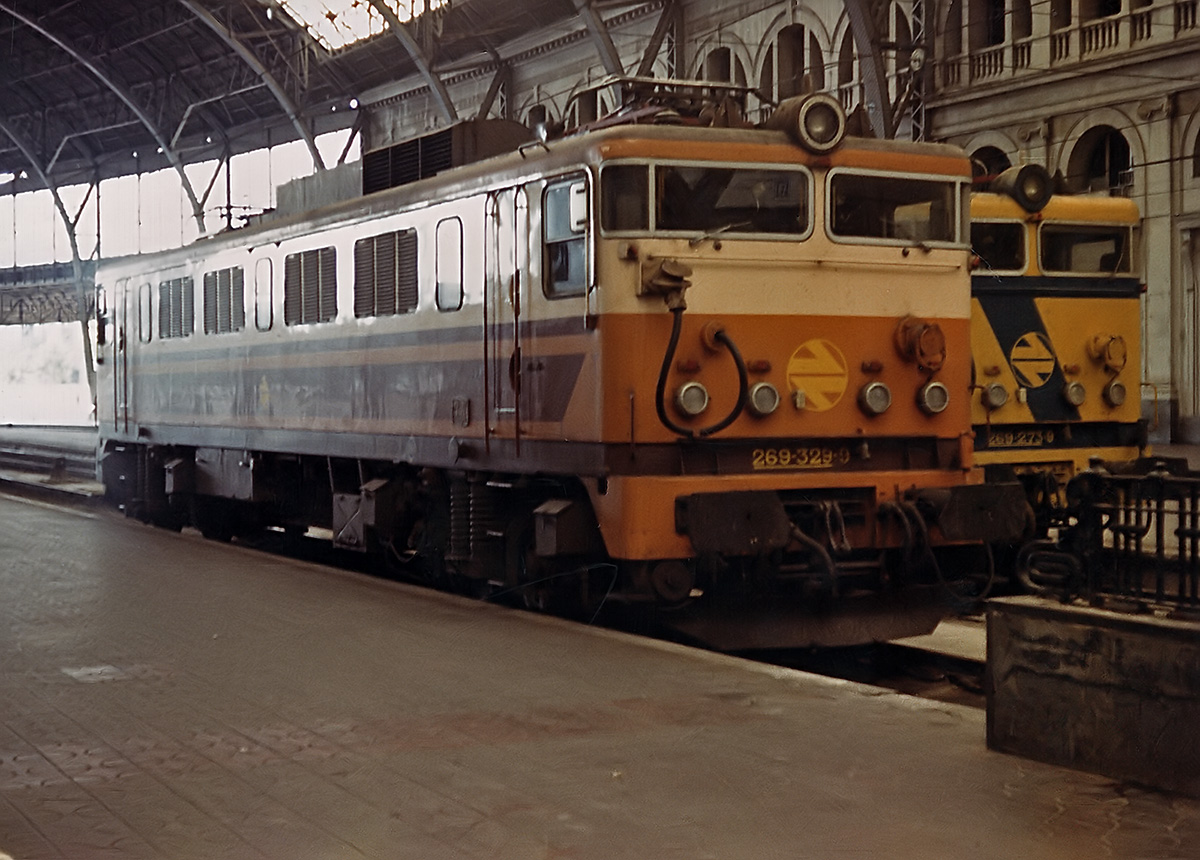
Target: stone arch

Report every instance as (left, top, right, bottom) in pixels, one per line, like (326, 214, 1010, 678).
(754, 10, 834, 103)
(1182, 103, 1200, 182)
(691, 34, 753, 87)
(963, 129, 1021, 176)
(1056, 108, 1144, 195)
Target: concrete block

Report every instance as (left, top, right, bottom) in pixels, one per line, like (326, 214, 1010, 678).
(987, 595, 1200, 796)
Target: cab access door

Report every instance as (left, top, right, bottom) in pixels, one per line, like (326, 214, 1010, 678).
(485, 187, 529, 455)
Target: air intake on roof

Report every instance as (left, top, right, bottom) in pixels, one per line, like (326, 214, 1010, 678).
(362, 119, 534, 195)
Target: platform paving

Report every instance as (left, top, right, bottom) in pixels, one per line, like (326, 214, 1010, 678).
(2, 489, 1200, 858)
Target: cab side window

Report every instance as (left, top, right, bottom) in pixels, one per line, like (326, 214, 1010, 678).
(544, 177, 588, 298)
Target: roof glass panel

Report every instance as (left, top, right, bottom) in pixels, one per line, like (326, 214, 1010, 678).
(276, 0, 447, 51)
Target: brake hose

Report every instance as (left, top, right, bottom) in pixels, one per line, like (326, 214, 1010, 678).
(654, 305, 750, 438)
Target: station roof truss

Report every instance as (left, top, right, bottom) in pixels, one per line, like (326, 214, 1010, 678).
(0, 0, 586, 196)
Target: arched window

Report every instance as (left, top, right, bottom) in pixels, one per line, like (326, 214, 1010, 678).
(702, 47, 746, 86)
(1068, 126, 1132, 194)
(837, 32, 856, 104)
(778, 25, 807, 99)
(971, 146, 1012, 179)
(1192, 133, 1200, 179)
(762, 25, 827, 103)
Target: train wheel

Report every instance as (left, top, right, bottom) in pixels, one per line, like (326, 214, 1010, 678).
(191, 496, 234, 542)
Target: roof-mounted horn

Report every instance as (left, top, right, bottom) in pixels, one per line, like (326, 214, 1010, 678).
(762, 93, 847, 154)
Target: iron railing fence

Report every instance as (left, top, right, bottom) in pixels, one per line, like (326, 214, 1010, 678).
(1018, 458, 1200, 617)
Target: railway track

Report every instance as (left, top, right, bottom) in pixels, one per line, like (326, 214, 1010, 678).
(0, 424, 988, 706)
(0, 425, 98, 482)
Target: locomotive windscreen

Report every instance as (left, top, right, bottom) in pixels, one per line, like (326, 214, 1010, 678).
(600, 162, 809, 236)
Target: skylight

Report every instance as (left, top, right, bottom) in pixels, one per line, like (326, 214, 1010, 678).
(274, 0, 448, 52)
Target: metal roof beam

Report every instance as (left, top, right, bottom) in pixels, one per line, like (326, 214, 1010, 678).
(842, 0, 895, 139)
(572, 0, 624, 77)
(177, 0, 326, 171)
(635, 0, 676, 78)
(0, 1, 207, 231)
(0, 116, 97, 402)
(366, 0, 458, 124)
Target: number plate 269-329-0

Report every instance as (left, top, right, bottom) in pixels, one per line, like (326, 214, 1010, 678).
(750, 446, 852, 470)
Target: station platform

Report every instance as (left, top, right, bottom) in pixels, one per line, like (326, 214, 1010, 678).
(2, 490, 1198, 859)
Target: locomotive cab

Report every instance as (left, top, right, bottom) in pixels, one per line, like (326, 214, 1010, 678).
(969, 163, 1145, 534)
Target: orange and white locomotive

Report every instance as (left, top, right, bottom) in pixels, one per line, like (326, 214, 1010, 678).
(96, 79, 1025, 648)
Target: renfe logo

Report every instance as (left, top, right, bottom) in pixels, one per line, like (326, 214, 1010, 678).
(1009, 331, 1057, 388)
(787, 339, 848, 411)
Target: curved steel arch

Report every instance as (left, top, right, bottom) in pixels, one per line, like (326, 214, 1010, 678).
(177, 0, 326, 172)
(0, 117, 97, 402)
(366, 0, 458, 124)
(0, 1, 207, 232)
(572, 0, 625, 77)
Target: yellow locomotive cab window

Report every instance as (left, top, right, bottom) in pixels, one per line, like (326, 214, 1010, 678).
(1040, 224, 1132, 274)
(971, 221, 1025, 272)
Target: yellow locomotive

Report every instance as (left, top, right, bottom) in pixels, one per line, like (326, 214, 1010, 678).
(95, 79, 1025, 648)
(969, 164, 1144, 533)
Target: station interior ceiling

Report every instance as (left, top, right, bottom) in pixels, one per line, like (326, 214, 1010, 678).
(0, 0, 580, 193)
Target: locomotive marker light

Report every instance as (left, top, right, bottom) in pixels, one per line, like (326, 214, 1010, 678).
(917, 380, 951, 415)
(1063, 380, 1087, 407)
(675, 381, 710, 417)
(1103, 379, 1127, 407)
(747, 381, 781, 417)
(982, 382, 1009, 410)
(858, 381, 892, 416)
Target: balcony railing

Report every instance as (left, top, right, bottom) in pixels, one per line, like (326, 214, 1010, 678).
(1012, 38, 1033, 70)
(1080, 16, 1121, 56)
(970, 44, 1005, 80)
(1131, 9, 1153, 41)
(941, 2, 1197, 91)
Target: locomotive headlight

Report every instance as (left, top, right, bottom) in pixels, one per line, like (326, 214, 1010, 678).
(1063, 380, 1087, 407)
(675, 381, 710, 417)
(858, 381, 892, 416)
(982, 383, 1008, 410)
(917, 381, 951, 415)
(797, 95, 846, 153)
(1103, 379, 1127, 407)
(747, 382, 781, 417)
(992, 163, 1054, 213)
(763, 93, 847, 154)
